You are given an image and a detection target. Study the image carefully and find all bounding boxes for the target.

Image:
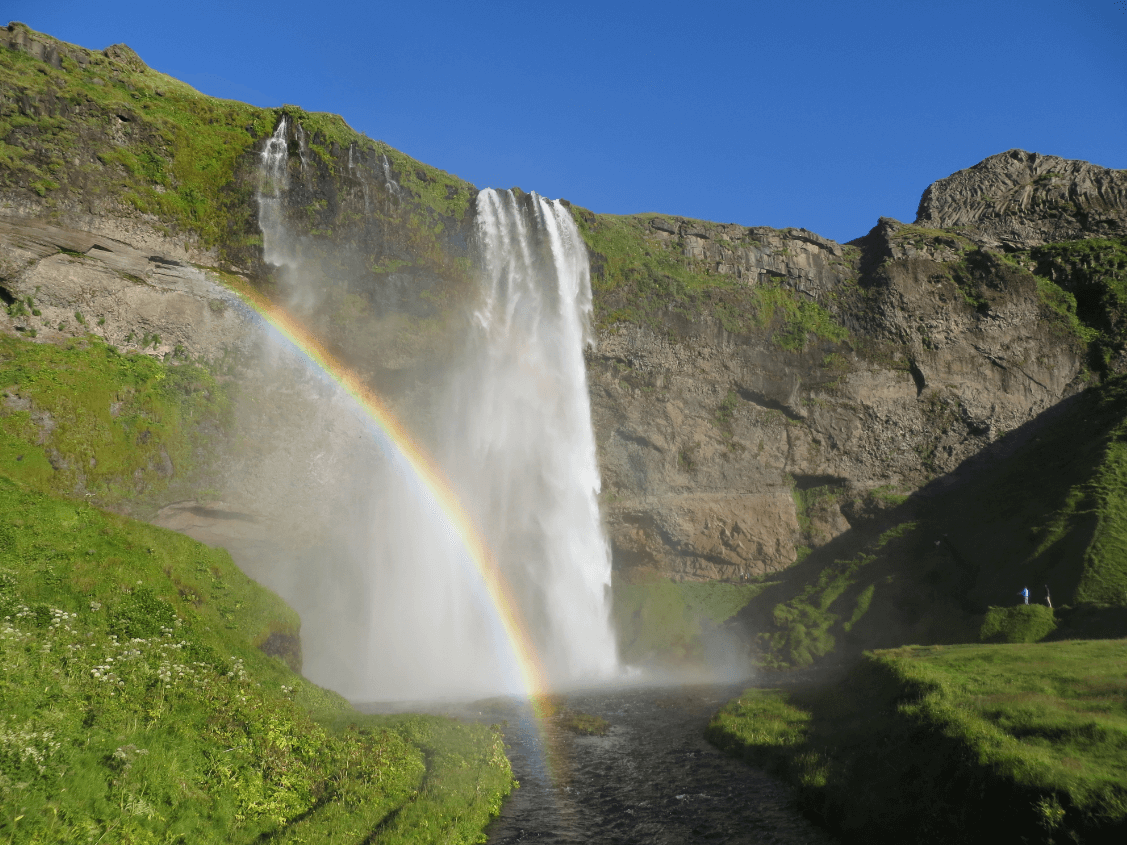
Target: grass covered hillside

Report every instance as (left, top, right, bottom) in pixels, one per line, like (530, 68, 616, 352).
(740, 368, 1127, 670)
(0, 22, 474, 277)
(0, 459, 513, 843)
(708, 641, 1127, 844)
(611, 574, 771, 667)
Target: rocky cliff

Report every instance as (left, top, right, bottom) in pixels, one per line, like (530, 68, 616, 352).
(581, 170, 1120, 580)
(916, 148, 1127, 248)
(3, 23, 1127, 603)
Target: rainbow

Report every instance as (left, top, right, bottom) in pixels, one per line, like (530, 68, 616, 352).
(228, 283, 584, 791)
(226, 280, 583, 799)
(226, 280, 553, 700)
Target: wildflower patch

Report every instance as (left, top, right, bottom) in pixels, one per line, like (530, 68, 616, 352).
(0, 477, 513, 842)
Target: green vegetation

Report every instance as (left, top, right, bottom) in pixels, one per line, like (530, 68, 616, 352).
(612, 574, 771, 664)
(0, 25, 474, 273)
(312, 712, 514, 844)
(985, 237, 1127, 367)
(571, 210, 848, 349)
(1029, 384, 1127, 606)
(886, 224, 976, 255)
(1033, 273, 1097, 342)
(553, 709, 611, 737)
(708, 642, 1127, 843)
(756, 522, 918, 668)
(712, 389, 739, 439)
(743, 371, 1127, 670)
(1031, 238, 1127, 371)
(791, 482, 845, 549)
(0, 335, 229, 514)
(0, 34, 272, 249)
(979, 604, 1057, 643)
(0, 476, 513, 842)
(274, 103, 474, 224)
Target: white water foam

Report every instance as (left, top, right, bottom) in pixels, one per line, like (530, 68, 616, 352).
(448, 188, 618, 684)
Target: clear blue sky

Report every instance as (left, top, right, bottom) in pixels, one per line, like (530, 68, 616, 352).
(8, 0, 1127, 243)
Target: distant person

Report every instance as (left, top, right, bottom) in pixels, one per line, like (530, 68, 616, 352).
(1019, 586, 1030, 605)
(1045, 586, 1052, 609)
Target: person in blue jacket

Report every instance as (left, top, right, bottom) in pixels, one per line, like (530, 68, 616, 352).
(1019, 586, 1030, 605)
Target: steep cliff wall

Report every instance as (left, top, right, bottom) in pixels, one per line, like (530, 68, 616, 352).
(580, 199, 1099, 580)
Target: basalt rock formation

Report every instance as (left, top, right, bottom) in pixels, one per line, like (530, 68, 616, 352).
(583, 157, 1121, 580)
(916, 148, 1127, 248)
(3, 23, 1126, 599)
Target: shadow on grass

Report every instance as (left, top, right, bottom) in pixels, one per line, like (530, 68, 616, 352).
(737, 375, 1127, 669)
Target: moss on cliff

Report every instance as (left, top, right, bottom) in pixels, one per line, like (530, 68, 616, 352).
(571, 207, 848, 350)
(0, 35, 269, 250)
(0, 334, 231, 515)
(0, 25, 476, 290)
(1030, 237, 1127, 370)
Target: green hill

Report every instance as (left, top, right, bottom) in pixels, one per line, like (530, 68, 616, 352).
(708, 640, 1127, 844)
(0, 327, 512, 842)
(0, 466, 512, 843)
(741, 368, 1127, 669)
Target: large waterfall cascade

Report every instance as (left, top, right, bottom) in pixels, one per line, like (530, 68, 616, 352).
(251, 121, 618, 699)
(451, 188, 618, 684)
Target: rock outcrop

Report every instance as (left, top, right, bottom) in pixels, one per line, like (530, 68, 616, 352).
(0, 217, 252, 358)
(916, 149, 1127, 249)
(642, 216, 853, 297)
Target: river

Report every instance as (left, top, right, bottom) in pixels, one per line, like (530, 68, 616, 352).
(469, 682, 837, 844)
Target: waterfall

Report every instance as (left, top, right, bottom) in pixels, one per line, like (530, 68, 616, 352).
(450, 188, 617, 683)
(258, 117, 290, 269)
(252, 127, 617, 699)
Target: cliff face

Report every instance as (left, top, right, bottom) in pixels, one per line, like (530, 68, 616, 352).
(573, 147, 1126, 580)
(585, 213, 1090, 579)
(3, 24, 1126, 594)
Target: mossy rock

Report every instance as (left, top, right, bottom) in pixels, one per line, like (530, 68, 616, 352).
(979, 603, 1057, 643)
(555, 709, 610, 737)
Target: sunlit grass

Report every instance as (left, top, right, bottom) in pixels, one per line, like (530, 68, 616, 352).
(0, 334, 230, 514)
(708, 641, 1127, 843)
(0, 475, 513, 842)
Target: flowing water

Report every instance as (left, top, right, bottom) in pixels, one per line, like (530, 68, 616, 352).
(447, 189, 617, 685)
(369, 682, 837, 845)
(252, 118, 831, 842)
(254, 123, 617, 699)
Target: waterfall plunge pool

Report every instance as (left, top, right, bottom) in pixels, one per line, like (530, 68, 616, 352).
(360, 681, 838, 844)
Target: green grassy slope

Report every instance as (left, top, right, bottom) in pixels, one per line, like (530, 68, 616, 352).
(0, 328, 512, 843)
(742, 370, 1127, 669)
(707, 641, 1127, 844)
(611, 574, 772, 666)
(0, 334, 231, 516)
(0, 24, 474, 261)
(0, 472, 513, 844)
